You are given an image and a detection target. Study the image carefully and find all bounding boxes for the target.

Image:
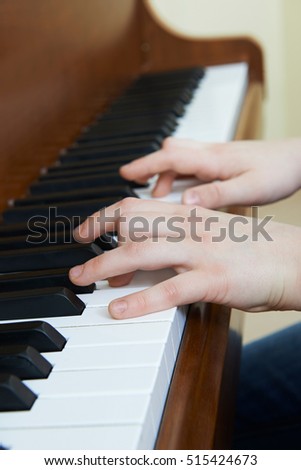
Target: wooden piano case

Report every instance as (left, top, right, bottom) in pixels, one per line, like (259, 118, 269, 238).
(0, 0, 264, 449)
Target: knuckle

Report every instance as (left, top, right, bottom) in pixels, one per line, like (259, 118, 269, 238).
(117, 197, 141, 223)
(91, 253, 104, 270)
(119, 197, 138, 214)
(207, 182, 223, 205)
(161, 281, 179, 304)
(127, 240, 143, 257)
(116, 217, 129, 242)
(162, 136, 175, 151)
(162, 137, 176, 163)
(79, 255, 103, 283)
(133, 292, 148, 311)
(209, 142, 225, 158)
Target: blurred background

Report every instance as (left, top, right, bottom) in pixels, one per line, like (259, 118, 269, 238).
(147, 0, 301, 342)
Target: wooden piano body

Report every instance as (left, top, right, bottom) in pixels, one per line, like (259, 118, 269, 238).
(0, 0, 264, 449)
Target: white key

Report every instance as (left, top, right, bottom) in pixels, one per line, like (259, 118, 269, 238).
(1, 425, 143, 450)
(24, 367, 159, 397)
(0, 394, 150, 429)
(58, 321, 174, 347)
(78, 269, 175, 307)
(174, 62, 248, 142)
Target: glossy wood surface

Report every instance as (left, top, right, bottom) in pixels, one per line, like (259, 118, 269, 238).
(0, 0, 264, 450)
(140, 0, 264, 83)
(0, 0, 141, 210)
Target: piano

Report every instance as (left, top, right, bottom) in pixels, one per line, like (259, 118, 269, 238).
(0, 0, 264, 450)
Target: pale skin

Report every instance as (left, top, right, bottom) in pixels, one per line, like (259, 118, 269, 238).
(69, 137, 301, 319)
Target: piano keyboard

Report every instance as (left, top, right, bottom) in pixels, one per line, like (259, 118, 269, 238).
(0, 62, 248, 450)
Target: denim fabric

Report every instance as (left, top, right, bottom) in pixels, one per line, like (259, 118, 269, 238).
(232, 322, 301, 450)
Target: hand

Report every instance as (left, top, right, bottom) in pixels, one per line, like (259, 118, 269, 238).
(69, 198, 301, 319)
(120, 137, 301, 208)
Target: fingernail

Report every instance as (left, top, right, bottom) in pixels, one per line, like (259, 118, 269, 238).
(69, 264, 84, 279)
(121, 162, 132, 171)
(78, 224, 88, 239)
(184, 191, 200, 205)
(73, 225, 86, 242)
(110, 299, 128, 317)
(73, 226, 80, 241)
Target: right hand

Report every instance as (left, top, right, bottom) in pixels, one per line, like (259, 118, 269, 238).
(120, 137, 301, 208)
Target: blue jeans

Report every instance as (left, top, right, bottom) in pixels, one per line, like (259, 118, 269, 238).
(232, 322, 301, 450)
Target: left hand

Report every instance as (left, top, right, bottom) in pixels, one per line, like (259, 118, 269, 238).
(69, 198, 301, 319)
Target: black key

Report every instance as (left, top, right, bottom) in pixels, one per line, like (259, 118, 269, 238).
(0, 229, 116, 252)
(29, 173, 143, 195)
(126, 80, 198, 95)
(45, 157, 138, 172)
(0, 374, 37, 411)
(128, 69, 203, 86)
(58, 151, 150, 166)
(81, 124, 172, 141)
(40, 162, 123, 179)
(0, 221, 36, 238)
(0, 218, 81, 238)
(0, 234, 34, 250)
(0, 234, 31, 250)
(111, 96, 191, 114)
(0, 268, 95, 294)
(12, 185, 136, 205)
(113, 89, 192, 106)
(126, 78, 198, 91)
(102, 96, 186, 110)
(85, 113, 177, 132)
(0, 321, 66, 352)
(0, 345, 52, 380)
(100, 102, 185, 119)
(97, 232, 118, 250)
(71, 133, 163, 149)
(2, 196, 123, 223)
(128, 68, 204, 88)
(83, 119, 175, 136)
(0, 243, 102, 272)
(76, 129, 164, 145)
(0, 224, 117, 251)
(59, 141, 159, 161)
(0, 287, 85, 321)
(77, 128, 166, 143)
(125, 76, 192, 88)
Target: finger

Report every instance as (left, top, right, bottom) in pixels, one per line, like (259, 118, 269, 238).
(120, 150, 174, 182)
(120, 137, 206, 182)
(73, 207, 119, 244)
(151, 171, 177, 197)
(69, 238, 187, 286)
(73, 198, 186, 243)
(117, 211, 190, 242)
(107, 272, 135, 287)
(108, 269, 215, 319)
(183, 173, 261, 209)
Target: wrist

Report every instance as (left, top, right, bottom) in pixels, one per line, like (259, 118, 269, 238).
(273, 223, 301, 311)
(286, 138, 301, 191)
